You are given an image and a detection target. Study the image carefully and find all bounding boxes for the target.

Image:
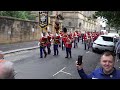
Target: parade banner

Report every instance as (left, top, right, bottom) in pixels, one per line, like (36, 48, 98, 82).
(39, 12, 48, 28)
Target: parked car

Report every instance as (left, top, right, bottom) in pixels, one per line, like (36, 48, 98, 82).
(107, 33, 119, 37)
(92, 35, 118, 52)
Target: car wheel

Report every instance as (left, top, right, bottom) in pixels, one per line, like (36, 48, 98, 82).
(92, 48, 96, 53)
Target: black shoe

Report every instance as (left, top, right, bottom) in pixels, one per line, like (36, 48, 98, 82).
(70, 56, 72, 58)
(44, 54, 47, 58)
(40, 57, 43, 58)
(53, 54, 56, 56)
(65, 57, 68, 58)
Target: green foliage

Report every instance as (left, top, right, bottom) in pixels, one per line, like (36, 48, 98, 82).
(93, 11, 120, 29)
(0, 11, 36, 20)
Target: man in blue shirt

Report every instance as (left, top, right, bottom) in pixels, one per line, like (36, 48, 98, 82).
(76, 51, 120, 79)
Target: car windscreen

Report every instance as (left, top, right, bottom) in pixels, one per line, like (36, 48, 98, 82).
(101, 36, 113, 42)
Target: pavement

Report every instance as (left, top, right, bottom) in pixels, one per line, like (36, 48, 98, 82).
(0, 40, 39, 55)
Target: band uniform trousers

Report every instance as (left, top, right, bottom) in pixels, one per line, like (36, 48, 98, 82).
(66, 48, 71, 58)
(40, 46, 47, 58)
(53, 44, 59, 55)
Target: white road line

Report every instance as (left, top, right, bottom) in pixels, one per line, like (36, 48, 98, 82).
(86, 51, 90, 53)
(53, 67, 66, 77)
(61, 71, 72, 76)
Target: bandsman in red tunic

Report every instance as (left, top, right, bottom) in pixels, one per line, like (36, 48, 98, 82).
(83, 31, 88, 50)
(61, 27, 68, 50)
(52, 33, 60, 56)
(64, 34, 73, 58)
(46, 31, 52, 54)
(76, 31, 81, 43)
(38, 32, 47, 58)
(73, 31, 78, 48)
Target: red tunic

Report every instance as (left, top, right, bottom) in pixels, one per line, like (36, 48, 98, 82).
(39, 36, 47, 47)
(65, 37, 72, 48)
(53, 35, 60, 45)
(47, 34, 52, 45)
(83, 33, 88, 41)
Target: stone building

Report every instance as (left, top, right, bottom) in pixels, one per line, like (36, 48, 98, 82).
(31, 11, 101, 33)
(62, 11, 101, 32)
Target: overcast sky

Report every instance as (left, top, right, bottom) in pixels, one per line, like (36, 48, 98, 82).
(97, 17, 107, 27)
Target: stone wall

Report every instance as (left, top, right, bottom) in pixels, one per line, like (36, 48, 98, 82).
(0, 16, 41, 44)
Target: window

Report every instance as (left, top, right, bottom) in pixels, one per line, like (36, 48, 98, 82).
(79, 22, 81, 27)
(101, 36, 113, 42)
(68, 22, 72, 26)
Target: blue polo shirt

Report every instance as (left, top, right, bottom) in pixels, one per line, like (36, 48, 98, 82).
(78, 67, 120, 79)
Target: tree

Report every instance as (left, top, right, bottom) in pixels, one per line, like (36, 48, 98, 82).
(93, 11, 120, 31)
(0, 11, 36, 20)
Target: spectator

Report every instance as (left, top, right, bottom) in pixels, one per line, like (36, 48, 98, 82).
(0, 60, 15, 79)
(76, 51, 120, 79)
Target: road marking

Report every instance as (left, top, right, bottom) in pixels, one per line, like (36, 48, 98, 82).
(61, 71, 72, 76)
(53, 67, 66, 77)
(86, 51, 90, 53)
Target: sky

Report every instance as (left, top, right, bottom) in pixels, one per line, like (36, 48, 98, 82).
(97, 17, 107, 27)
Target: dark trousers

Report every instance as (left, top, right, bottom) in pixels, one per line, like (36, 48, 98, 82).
(84, 41, 89, 50)
(87, 42, 90, 50)
(82, 37, 83, 44)
(74, 39, 78, 48)
(40, 46, 47, 58)
(66, 48, 72, 58)
(78, 37, 80, 42)
(84, 41, 87, 50)
(53, 44, 59, 55)
(62, 41, 65, 50)
(47, 44, 51, 54)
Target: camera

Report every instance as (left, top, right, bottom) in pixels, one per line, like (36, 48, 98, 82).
(77, 55, 83, 65)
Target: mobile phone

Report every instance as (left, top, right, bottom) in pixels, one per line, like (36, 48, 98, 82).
(77, 55, 83, 65)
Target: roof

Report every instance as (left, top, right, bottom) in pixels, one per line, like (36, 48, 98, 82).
(107, 33, 119, 37)
(100, 35, 116, 38)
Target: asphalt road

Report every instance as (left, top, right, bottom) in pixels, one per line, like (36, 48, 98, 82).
(4, 41, 102, 79)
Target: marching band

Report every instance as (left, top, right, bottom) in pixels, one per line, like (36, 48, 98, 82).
(38, 27, 103, 58)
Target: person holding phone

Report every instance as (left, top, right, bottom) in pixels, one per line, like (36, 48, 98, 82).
(76, 51, 120, 79)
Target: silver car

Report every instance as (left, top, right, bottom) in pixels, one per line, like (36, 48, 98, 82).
(92, 35, 118, 52)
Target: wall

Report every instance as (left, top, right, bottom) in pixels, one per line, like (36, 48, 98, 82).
(0, 16, 41, 44)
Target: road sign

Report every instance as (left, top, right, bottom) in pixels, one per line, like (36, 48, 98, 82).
(39, 12, 48, 28)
